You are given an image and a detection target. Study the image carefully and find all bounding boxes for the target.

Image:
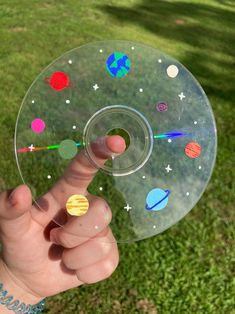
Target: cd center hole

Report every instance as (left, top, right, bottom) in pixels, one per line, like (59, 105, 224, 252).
(107, 128, 130, 150)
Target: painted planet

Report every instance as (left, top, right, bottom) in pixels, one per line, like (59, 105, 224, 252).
(156, 102, 168, 112)
(47, 71, 70, 91)
(106, 52, 131, 78)
(146, 188, 171, 211)
(66, 194, 89, 216)
(31, 118, 46, 133)
(185, 142, 201, 158)
(58, 139, 78, 159)
(166, 65, 179, 78)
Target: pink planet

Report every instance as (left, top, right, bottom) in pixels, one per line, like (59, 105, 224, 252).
(31, 118, 46, 133)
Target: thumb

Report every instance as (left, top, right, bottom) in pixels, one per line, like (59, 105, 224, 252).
(0, 185, 32, 236)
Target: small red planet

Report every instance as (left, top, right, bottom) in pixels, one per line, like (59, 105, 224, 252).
(45, 71, 71, 91)
(185, 142, 201, 158)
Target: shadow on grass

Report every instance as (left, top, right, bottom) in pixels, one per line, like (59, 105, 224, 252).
(97, 0, 235, 105)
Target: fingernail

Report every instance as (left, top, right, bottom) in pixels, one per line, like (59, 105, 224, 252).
(50, 232, 58, 244)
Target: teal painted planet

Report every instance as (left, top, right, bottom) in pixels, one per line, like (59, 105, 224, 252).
(106, 52, 131, 78)
(145, 188, 171, 211)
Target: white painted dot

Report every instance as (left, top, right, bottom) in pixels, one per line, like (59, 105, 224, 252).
(95, 225, 99, 230)
(198, 165, 202, 170)
(72, 125, 76, 130)
(99, 49, 103, 53)
(31, 100, 35, 104)
(47, 175, 51, 179)
(168, 139, 172, 143)
(186, 192, 190, 196)
(139, 88, 143, 93)
(142, 175, 146, 179)
(158, 59, 162, 63)
(68, 60, 72, 64)
(153, 225, 156, 229)
(99, 187, 103, 191)
(66, 99, 70, 104)
(167, 65, 179, 78)
(194, 121, 198, 125)
(131, 46, 135, 50)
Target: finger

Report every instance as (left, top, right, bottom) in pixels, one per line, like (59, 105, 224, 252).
(32, 135, 125, 228)
(50, 135, 126, 200)
(75, 239, 119, 284)
(62, 228, 116, 270)
(0, 185, 32, 238)
(49, 196, 112, 248)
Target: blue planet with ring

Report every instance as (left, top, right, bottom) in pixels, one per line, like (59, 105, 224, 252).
(106, 52, 131, 78)
(145, 188, 171, 211)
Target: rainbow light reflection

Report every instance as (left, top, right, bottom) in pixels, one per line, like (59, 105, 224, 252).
(17, 131, 192, 153)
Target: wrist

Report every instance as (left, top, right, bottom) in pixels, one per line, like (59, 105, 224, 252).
(0, 259, 44, 309)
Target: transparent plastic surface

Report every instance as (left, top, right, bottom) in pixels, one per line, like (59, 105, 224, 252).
(15, 40, 217, 243)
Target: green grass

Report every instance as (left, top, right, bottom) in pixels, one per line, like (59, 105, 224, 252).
(0, 0, 235, 313)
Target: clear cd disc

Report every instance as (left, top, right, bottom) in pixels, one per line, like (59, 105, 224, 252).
(15, 40, 217, 243)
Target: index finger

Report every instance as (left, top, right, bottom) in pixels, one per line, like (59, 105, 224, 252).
(32, 135, 126, 227)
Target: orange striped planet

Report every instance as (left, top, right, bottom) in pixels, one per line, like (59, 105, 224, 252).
(185, 142, 201, 158)
(66, 194, 89, 216)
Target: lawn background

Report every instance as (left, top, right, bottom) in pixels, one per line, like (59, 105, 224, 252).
(0, 0, 234, 313)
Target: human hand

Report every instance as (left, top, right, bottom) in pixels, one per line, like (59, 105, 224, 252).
(0, 135, 126, 307)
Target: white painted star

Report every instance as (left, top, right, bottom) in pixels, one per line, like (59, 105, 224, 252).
(47, 175, 51, 179)
(31, 100, 35, 104)
(66, 99, 70, 104)
(186, 192, 190, 196)
(28, 144, 35, 152)
(165, 165, 172, 173)
(68, 60, 72, 64)
(139, 88, 143, 92)
(158, 59, 162, 63)
(153, 225, 156, 229)
(93, 84, 99, 91)
(99, 49, 103, 53)
(94, 225, 99, 230)
(168, 139, 172, 143)
(124, 204, 132, 212)
(99, 187, 103, 191)
(72, 125, 76, 130)
(178, 92, 186, 100)
(194, 121, 198, 125)
(142, 175, 146, 179)
(131, 46, 135, 50)
(198, 165, 202, 170)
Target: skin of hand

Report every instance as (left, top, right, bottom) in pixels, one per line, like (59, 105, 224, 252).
(0, 135, 126, 305)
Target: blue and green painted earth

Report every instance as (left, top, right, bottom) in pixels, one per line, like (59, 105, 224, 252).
(106, 52, 131, 78)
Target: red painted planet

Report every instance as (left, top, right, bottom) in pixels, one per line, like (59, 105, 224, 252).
(45, 71, 72, 91)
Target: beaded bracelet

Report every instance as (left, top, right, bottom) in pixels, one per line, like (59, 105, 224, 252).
(0, 283, 45, 313)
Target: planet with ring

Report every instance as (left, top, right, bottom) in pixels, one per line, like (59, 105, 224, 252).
(145, 188, 171, 211)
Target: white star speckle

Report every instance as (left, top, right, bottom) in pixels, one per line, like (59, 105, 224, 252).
(186, 192, 190, 196)
(47, 175, 51, 179)
(139, 88, 143, 93)
(93, 84, 99, 91)
(28, 144, 35, 152)
(165, 165, 172, 173)
(194, 121, 198, 125)
(94, 225, 99, 230)
(198, 165, 202, 170)
(68, 60, 72, 64)
(99, 49, 103, 53)
(153, 225, 156, 229)
(99, 187, 103, 191)
(158, 59, 162, 63)
(178, 92, 186, 100)
(142, 175, 146, 179)
(32, 100, 35, 104)
(168, 139, 172, 143)
(66, 99, 70, 104)
(72, 125, 76, 130)
(124, 204, 132, 212)
(131, 46, 135, 50)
